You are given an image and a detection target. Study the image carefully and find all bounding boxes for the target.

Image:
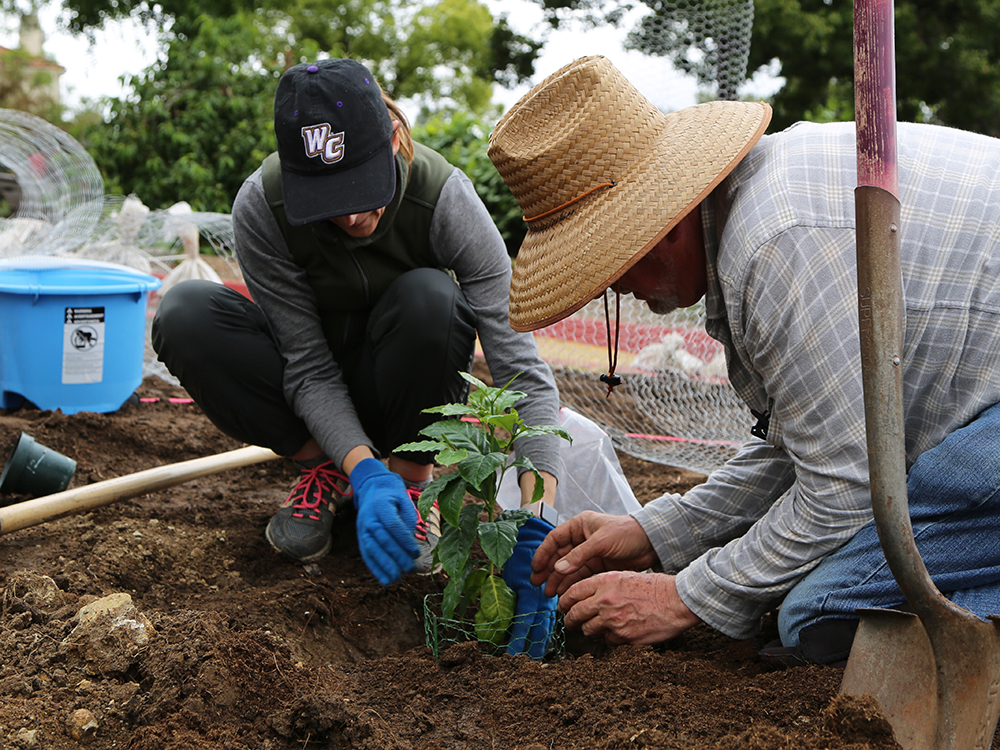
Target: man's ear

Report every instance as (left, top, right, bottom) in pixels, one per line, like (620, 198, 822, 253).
(391, 120, 402, 155)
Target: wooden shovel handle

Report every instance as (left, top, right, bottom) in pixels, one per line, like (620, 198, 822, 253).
(0, 446, 280, 535)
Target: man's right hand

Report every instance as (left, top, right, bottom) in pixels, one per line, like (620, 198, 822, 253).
(529, 511, 659, 597)
(349, 458, 419, 585)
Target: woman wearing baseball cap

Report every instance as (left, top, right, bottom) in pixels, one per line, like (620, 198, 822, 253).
(152, 59, 562, 627)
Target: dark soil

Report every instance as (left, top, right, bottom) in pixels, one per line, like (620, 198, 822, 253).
(0, 361, 909, 749)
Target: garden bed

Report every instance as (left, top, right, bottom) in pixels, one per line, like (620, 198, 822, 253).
(0, 365, 914, 749)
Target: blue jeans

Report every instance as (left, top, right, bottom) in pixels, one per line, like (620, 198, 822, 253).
(779, 400, 1000, 647)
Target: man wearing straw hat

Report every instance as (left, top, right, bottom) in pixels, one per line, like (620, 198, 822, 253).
(489, 55, 1000, 665)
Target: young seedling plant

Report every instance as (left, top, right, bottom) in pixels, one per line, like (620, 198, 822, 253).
(398, 372, 571, 647)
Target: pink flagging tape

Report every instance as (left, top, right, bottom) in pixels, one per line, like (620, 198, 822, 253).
(139, 397, 195, 404)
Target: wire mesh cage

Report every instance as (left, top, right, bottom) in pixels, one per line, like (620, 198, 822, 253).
(423, 593, 566, 662)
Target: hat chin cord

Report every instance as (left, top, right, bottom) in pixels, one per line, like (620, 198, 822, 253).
(599, 283, 623, 397)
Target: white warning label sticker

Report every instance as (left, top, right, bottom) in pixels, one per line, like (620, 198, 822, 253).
(63, 307, 105, 384)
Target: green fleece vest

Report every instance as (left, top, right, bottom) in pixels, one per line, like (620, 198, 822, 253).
(261, 142, 454, 365)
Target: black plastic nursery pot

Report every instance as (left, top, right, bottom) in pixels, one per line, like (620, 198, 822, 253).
(0, 432, 77, 499)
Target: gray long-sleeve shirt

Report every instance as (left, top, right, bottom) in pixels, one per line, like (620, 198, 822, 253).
(231, 158, 561, 478)
(633, 120, 1000, 639)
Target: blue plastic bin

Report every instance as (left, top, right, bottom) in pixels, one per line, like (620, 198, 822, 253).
(0, 257, 162, 414)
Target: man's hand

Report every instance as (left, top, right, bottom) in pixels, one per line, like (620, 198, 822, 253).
(502, 517, 558, 658)
(559, 571, 701, 645)
(349, 458, 419, 585)
(529, 511, 659, 597)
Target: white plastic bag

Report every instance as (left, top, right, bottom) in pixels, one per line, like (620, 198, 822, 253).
(496, 406, 640, 523)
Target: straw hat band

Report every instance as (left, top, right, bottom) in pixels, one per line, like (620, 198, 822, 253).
(523, 181, 615, 223)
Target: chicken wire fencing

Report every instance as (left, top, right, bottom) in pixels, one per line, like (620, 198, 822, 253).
(625, 0, 754, 101)
(535, 295, 749, 477)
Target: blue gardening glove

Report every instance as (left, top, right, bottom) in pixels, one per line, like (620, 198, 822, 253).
(350, 458, 420, 585)
(502, 516, 558, 659)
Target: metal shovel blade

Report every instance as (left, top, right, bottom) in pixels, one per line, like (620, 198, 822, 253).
(841, 608, 1000, 750)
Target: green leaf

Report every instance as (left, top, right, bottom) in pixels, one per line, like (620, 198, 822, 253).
(490, 389, 527, 415)
(395, 439, 449, 454)
(529, 472, 545, 503)
(416, 474, 450, 520)
(515, 425, 574, 444)
(419, 419, 490, 454)
(496, 508, 533, 526)
(508, 456, 536, 472)
(441, 568, 471, 620)
(483, 411, 520, 438)
(465, 387, 492, 413)
(463, 568, 489, 596)
(478, 517, 521, 570)
(423, 403, 478, 417)
(427, 473, 470, 528)
(475, 575, 515, 646)
(442, 579, 463, 620)
(437, 504, 481, 578)
(436, 447, 468, 466)
(457, 451, 508, 492)
(458, 370, 490, 392)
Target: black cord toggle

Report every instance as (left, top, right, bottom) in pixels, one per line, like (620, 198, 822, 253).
(750, 409, 770, 440)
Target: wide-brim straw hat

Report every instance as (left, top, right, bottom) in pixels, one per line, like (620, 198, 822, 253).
(489, 55, 772, 332)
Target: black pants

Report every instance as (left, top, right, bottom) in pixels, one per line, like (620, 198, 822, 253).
(151, 269, 477, 462)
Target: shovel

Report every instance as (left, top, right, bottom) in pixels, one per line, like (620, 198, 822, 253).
(839, 2, 1000, 748)
(0, 445, 279, 535)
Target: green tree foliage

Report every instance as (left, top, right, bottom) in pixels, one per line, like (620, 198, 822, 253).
(8, 0, 542, 111)
(414, 109, 525, 255)
(277, 0, 537, 113)
(71, 14, 282, 211)
(748, 0, 1000, 135)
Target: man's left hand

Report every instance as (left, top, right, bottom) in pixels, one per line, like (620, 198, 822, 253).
(502, 517, 558, 658)
(558, 571, 701, 645)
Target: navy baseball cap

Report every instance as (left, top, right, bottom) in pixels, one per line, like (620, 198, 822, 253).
(274, 58, 396, 226)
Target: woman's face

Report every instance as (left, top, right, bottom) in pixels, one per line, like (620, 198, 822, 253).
(329, 207, 387, 238)
(328, 121, 402, 238)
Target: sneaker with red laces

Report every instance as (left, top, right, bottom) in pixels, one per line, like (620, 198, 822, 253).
(266, 459, 353, 563)
(406, 484, 441, 574)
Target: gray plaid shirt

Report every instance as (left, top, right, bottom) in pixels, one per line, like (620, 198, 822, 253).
(633, 120, 1000, 638)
